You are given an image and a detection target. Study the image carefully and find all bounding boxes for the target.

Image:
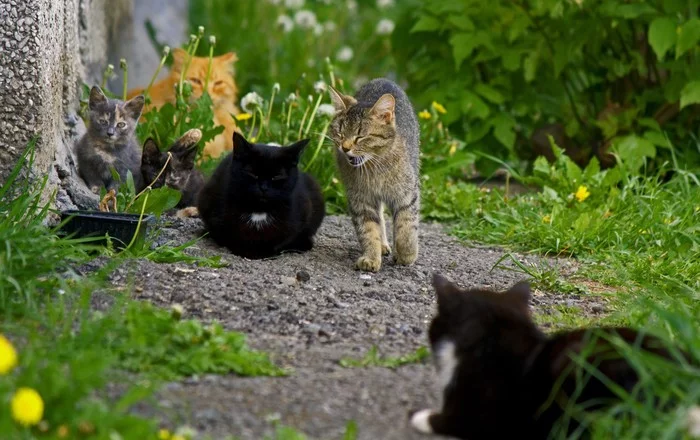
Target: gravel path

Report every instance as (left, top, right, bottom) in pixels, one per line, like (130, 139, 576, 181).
(103, 215, 602, 439)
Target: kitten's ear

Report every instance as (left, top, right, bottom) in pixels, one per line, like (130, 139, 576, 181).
(89, 86, 108, 110)
(370, 93, 395, 125)
(142, 139, 160, 162)
(123, 95, 145, 120)
(328, 86, 356, 112)
(285, 138, 310, 163)
(432, 273, 460, 315)
(507, 281, 531, 309)
(171, 48, 188, 73)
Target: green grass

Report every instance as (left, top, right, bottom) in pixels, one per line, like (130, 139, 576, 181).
(339, 346, 430, 369)
(0, 145, 282, 439)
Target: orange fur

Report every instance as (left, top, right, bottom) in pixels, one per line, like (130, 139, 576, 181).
(128, 48, 240, 159)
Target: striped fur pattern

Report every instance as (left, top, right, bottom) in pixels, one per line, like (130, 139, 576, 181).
(329, 78, 420, 272)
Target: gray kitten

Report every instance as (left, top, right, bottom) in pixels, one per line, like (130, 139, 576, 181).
(329, 78, 421, 272)
(76, 86, 145, 193)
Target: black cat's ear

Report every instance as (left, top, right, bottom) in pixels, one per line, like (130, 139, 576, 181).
(89, 86, 108, 110)
(507, 281, 531, 309)
(432, 273, 460, 315)
(328, 86, 356, 112)
(285, 138, 310, 162)
(370, 93, 395, 125)
(142, 139, 160, 163)
(232, 131, 252, 159)
(123, 95, 145, 120)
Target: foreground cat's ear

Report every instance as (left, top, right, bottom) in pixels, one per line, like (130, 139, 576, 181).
(328, 86, 357, 112)
(285, 139, 310, 163)
(123, 95, 145, 120)
(232, 131, 253, 159)
(432, 273, 461, 315)
(507, 281, 531, 309)
(370, 94, 395, 125)
(89, 86, 108, 110)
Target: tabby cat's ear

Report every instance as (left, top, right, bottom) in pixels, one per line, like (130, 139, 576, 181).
(328, 86, 356, 112)
(123, 95, 145, 120)
(507, 281, 531, 309)
(370, 93, 395, 125)
(285, 138, 310, 163)
(89, 86, 108, 110)
(142, 139, 160, 162)
(432, 273, 460, 315)
(171, 48, 189, 73)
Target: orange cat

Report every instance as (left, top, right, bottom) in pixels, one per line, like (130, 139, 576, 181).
(128, 48, 240, 159)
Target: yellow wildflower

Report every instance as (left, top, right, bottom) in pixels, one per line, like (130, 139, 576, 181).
(57, 425, 69, 438)
(172, 436, 186, 440)
(0, 334, 18, 374)
(574, 185, 590, 202)
(158, 429, 172, 440)
(542, 214, 551, 224)
(431, 101, 447, 114)
(418, 110, 431, 120)
(11, 387, 44, 427)
(235, 112, 253, 121)
(448, 142, 457, 156)
(663, 217, 673, 225)
(332, 177, 339, 184)
(250, 137, 257, 143)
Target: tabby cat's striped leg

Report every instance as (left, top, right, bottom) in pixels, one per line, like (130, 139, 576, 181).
(379, 202, 391, 256)
(350, 200, 383, 272)
(393, 193, 419, 265)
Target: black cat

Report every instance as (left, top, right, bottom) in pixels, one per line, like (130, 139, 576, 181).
(197, 132, 325, 259)
(410, 274, 685, 439)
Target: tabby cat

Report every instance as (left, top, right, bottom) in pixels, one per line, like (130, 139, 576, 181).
(127, 48, 239, 159)
(141, 128, 204, 210)
(410, 274, 685, 439)
(329, 78, 420, 272)
(76, 86, 145, 193)
(197, 132, 325, 259)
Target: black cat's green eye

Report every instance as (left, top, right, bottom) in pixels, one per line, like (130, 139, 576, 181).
(117, 122, 126, 129)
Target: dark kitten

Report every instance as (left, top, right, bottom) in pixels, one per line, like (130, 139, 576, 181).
(76, 86, 144, 193)
(141, 128, 204, 208)
(410, 274, 683, 439)
(197, 132, 325, 259)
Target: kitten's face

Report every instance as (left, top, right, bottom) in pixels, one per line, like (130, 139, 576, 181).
(230, 133, 308, 206)
(88, 86, 144, 145)
(328, 87, 397, 168)
(170, 48, 238, 106)
(141, 133, 199, 190)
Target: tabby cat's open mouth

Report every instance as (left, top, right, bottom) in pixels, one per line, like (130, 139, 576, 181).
(347, 155, 368, 167)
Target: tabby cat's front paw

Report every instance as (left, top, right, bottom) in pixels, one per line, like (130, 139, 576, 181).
(355, 255, 381, 272)
(381, 242, 392, 255)
(394, 247, 417, 266)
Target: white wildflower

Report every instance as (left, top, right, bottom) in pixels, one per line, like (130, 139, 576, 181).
(688, 406, 700, 438)
(273, 83, 281, 93)
(319, 0, 332, 4)
(267, 0, 282, 4)
(286, 93, 298, 103)
(314, 80, 327, 93)
(376, 18, 395, 35)
(377, 0, 394, 8)
(336, 46, 354, 62)
(324, 21, 337, 32)
(276, 15, 294, 33)
(284, 0, 304, 9)
(294, 10, 317, 29)
(317, 104, 336, 118)
(241, 91, 263, 112)
(347, 0, 358, 12)
(314, 23, 324, 36)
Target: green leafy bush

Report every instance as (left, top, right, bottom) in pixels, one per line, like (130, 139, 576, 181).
(393, 0, 700, 172)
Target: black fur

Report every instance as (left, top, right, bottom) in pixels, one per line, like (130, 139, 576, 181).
(197, 132, 325, 259)
(412, 274, 686, 439)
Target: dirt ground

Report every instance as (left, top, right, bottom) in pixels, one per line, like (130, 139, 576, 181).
(100, 215, 603, 440)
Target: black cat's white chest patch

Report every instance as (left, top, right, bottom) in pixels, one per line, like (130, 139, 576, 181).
(247, 212, 271, 229)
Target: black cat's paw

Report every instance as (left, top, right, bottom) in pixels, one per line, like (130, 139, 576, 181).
(289, 235, 314, 252)
(409, 409, 435, 434)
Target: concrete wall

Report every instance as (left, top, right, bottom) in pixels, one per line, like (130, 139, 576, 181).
(0, 0, 133, 210)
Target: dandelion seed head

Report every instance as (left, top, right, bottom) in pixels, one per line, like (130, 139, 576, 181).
(276, 15, 294, 33)
(294, 10, 318, 29)
(317, 103, 336, 118)
(376, 18, 395, 35)
(336, 46, 354, 62)
(241, 92, 264, 112)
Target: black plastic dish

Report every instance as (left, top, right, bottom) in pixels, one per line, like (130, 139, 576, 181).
(60, 210, 154, 249)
